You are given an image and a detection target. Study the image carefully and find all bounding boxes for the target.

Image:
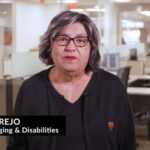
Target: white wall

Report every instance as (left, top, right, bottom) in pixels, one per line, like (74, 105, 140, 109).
(0, 27, 4, 76)
(11, 51, 48, 77)
(0, 4, 12, 76)
(14, 1, 61, 52)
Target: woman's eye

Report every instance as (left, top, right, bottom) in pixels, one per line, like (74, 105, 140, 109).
(60, 37, 68, 42)
(76, 38, 86, 43)
(59, 37, 65, 41)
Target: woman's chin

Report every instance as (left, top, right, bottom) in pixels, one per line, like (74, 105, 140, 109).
(62, 65, 80, 73)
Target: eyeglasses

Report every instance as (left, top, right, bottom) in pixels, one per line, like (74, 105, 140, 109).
(54, 35, 89, 47)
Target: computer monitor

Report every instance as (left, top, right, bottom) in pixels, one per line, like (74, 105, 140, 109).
(103, 53, 120, 71)
(129, 48, 137, 60)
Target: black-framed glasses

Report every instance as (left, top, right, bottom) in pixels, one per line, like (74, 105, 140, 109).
(54, 35, 89, 47)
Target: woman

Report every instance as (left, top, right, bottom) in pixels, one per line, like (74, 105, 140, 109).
(7, 11, 136, 150)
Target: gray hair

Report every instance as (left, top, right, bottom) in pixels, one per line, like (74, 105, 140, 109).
(39, 10, 100, 72)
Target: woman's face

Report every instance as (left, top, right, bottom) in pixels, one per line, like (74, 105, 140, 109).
(51, 22, 91, 73)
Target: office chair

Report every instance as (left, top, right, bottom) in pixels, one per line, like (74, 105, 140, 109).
(118, 66, 150, 141)
(117, 66, 131, 90)
(130, 96, 150, 141)
(120, 60, 144, 75)
(117, 67, 142, 145)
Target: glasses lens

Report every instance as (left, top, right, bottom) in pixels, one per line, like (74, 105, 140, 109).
(55, 35, 89, 47)
(55, 35, 70, 46)
(74, 36, 88, 47)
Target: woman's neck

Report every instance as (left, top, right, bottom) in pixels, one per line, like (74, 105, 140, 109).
(49, 67, 91, 85)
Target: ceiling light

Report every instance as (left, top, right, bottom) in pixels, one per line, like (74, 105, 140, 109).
(140, 11, 150, 17)
(70, 9, 84, 12)
(111, 0, 130, 3)
(57, 0, 78, 3)
(0, 0, 12, 3)
(85, 6, 104, 12)
(85, 8, 101, 12)
(85, 7, 105, 12)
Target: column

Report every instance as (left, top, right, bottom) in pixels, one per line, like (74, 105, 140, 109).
(103, 2, 120, 51)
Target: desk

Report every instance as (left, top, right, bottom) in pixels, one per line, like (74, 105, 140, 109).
(127, 75, 150, 140)
(128, 75, 150, 96)
(0, 77, 25, 115)
(144, 68, 150, 75)
(108, 72, 150, 95)
(128, 75, 150, 83)
(128, 87, 150, 96)
(128, 75, 150, 110)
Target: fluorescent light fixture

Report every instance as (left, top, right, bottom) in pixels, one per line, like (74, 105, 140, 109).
(0, 0, 12, 3)
(85, 8, 105, 12)
(85, 8, 101, 12)
(140, 11, 150, 17)
(57, 0, 78, 3)
(70, 9, 84, 12)
(85, 6, 105, 12)
(111, 0, 130, 3)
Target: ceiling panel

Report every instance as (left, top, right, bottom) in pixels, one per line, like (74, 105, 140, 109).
(1, 0, 149, 23)
(24, 0, 150, 4)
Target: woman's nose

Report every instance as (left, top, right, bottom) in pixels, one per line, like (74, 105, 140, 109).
(65, 40, 76, 51)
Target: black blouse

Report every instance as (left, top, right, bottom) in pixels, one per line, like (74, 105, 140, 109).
(55, 97, 86, 150)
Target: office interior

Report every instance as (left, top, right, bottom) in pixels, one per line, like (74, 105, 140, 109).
(0, 0, 150, 149)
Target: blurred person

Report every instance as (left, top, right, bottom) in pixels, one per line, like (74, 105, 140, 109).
(7, 10, 136, 150)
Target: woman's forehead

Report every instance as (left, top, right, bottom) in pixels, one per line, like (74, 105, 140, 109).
(58, 23, 87, 36)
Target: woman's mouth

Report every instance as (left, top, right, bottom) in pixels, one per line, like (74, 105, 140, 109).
(64, 56, 77, 60)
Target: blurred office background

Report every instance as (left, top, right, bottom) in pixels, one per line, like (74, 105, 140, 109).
(0, 0, 150, 149)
